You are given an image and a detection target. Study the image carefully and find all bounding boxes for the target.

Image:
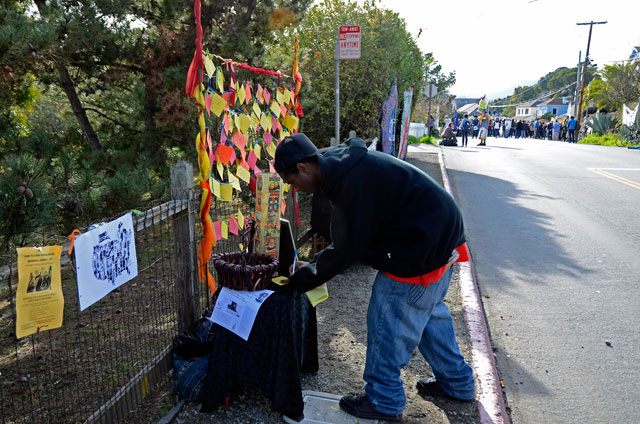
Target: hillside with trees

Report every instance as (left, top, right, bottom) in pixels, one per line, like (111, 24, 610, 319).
(492, 65, 597, 117)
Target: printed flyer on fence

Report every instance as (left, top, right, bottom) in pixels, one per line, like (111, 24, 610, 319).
(74, 213, 138, 311)
(16, 246, 64, 338)
(210, 287, 274, 341)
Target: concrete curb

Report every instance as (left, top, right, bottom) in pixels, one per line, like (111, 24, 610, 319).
(438, 149, 510, 424)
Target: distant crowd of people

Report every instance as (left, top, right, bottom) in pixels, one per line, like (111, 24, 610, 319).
(437, 113, 580, 146)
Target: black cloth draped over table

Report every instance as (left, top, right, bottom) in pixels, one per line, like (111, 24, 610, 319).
(201, 287, 319, 421)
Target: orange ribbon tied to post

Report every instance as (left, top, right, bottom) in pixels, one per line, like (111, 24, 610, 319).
(67, 229, 82, 255)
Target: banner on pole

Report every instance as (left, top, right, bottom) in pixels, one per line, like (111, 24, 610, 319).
(381, 80, 398, 155)
(397, 88, 414, 160)
(622, 104, 638, 126)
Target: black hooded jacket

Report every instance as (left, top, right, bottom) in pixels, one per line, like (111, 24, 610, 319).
(289, 138, 465, 291)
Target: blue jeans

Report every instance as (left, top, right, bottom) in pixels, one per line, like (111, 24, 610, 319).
(363, 267, 475, 415)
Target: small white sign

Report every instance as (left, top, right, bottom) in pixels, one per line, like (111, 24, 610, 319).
(75, 213, 138, 311)
(210, 288, 274, 341)
(339, 25, 361, 60)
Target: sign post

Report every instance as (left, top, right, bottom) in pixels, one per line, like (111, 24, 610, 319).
(334, 26, 361, 146)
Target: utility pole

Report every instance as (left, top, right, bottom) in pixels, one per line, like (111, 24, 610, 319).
(574, 50, 581, 117)
(427, 84, 433, 137)
(576, 20, 607, 129)
(334, 38, 340, 146)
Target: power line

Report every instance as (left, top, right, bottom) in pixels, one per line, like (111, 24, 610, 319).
(489, 81, 577, 108)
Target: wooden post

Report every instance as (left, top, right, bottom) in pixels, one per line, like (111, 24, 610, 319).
(170, 161, 198, 332)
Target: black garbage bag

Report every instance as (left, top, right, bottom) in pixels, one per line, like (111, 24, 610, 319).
(172, 316, 215, 402)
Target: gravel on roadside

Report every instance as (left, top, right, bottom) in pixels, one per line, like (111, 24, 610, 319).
(166, 151, 480, 424)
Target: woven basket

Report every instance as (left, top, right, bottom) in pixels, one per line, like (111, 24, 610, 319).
(213, 252, 279, 291)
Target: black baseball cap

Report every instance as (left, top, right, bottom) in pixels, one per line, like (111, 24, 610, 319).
(274, 133, 318, 174)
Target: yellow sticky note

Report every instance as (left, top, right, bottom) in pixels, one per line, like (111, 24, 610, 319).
(216, 160, 225, 179)
(284, 114, 299, 131)
(204, 55, 215, 78)
(283, 183, 291, 193)
(236, 166, 250, 183)
(260, 113, 272, 131)
(251, 112, 260, 130)
(306, 283, 329, 307)
(270, 101, 281, 118)
(212, 178, 221, 199)
(254, 143, 261, 160)
(211, 93, 227, 117)
(220, 183, 233, 202)
(272, 276, 289, 286)
(283, 88, 292, 105)
(221, 220, 229, 239)
(237, 209, 245, 229)
(280, 129, 290, 141)
(237, 83, 246, 104)
(267, 142, 277, 158)
(228, 171, 241, 191)
(216, 68, 224, 93)
(238, 113, 251, 135)
(276, 89, 285, 105)
(252, 101, 261, 117)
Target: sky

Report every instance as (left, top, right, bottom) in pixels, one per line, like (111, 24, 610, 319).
(374, 0, 640, 99)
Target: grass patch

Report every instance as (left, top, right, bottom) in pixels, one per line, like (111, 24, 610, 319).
(408, 134, 439, 146)
(579, 133, 619, 146)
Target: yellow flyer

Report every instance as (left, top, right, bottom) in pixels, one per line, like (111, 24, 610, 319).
(16, 246, 64, 338)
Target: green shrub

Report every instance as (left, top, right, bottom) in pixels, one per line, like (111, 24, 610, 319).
(586, 113, 620, 136)
(579, 133, 618, 146)
(0, 154, 57, 251)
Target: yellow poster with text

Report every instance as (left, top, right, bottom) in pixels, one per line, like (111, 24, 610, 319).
(16, 246, 64, 338)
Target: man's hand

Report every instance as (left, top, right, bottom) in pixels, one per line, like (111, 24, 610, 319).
(289, 260, 309, 276)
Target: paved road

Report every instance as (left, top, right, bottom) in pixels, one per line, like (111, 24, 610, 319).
(441, 137, 640, 423)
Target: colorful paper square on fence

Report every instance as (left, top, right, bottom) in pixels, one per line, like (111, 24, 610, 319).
(211, 93, 227, 117)
(263, 87, 271, 104)
(229, 217, 239, 235)
(270, 101, 281, 118)
(220, 183, 233, 202)
(236, 166, 250, 183)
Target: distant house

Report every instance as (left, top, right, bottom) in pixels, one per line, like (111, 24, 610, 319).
(515, 99, 543, 121)
(536, 97, 570, 117)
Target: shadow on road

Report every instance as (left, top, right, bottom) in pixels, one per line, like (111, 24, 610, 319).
(447, 168, 593, 294)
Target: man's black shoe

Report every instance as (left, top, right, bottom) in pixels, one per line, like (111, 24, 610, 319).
(339, 393, 402, 422)
(416, 378, 474, 403)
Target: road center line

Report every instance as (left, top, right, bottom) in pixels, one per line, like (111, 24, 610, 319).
(587, 168, 640, 190)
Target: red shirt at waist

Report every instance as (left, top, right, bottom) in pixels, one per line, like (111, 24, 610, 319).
(381, 243, 469, 287)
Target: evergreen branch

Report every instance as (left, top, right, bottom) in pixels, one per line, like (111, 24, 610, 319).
(84, 107, 143, 134)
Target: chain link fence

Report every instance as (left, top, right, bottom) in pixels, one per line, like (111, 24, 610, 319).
(0, 171, 312, 423)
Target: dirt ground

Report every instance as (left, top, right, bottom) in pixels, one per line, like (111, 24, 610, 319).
(138, 151, 481, 423)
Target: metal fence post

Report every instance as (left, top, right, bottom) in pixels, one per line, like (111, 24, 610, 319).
(170, 161, 198, 332)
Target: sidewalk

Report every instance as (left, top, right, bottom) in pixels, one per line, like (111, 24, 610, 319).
(155, 144, 500, 424)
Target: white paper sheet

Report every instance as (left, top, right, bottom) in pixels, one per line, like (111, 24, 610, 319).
(210, 287, 274, 341)
(74, 213, 138, 311)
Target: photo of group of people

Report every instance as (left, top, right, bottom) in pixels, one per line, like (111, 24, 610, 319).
(26, 266, 53, 293)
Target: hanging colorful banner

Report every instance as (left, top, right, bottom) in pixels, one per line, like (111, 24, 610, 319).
(16, 246, 64, 338)
(74, 213, 138, 311)
(397, 87, 413, 160)
(381, 80, 398, 155)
